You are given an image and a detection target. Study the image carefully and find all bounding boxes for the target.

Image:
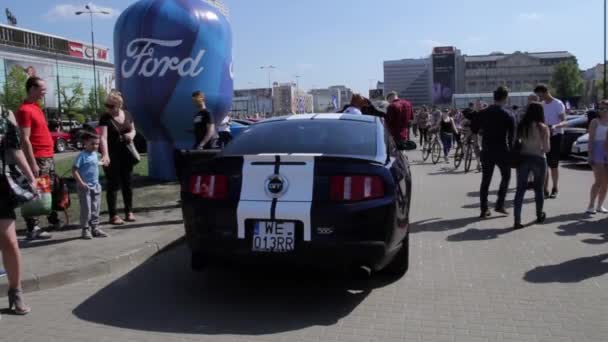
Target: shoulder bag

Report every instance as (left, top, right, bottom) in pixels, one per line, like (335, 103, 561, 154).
(109, 116, 140, 165)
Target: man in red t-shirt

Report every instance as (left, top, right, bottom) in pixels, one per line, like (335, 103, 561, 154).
(385, 91, 413, 145)
(16, 77, 56, 240)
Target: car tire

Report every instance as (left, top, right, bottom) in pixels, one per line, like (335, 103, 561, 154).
(55, 139, 67, 153)
(382, 233, 409, 276)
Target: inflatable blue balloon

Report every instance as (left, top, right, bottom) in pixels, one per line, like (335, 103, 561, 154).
(114, 0, 233, 180)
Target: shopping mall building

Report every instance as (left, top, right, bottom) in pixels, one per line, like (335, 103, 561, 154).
(0, 23, 114, 111)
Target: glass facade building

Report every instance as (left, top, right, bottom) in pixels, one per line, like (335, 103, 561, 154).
(0, 23, 114, 113)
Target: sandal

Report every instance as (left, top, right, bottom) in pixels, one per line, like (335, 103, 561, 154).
(8, 288, 31, 315)
(125, 213, 137, 222)
(110, 216, 125, 225)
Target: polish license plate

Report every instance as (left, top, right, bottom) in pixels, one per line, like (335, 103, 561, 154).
(252, 221, 295, 253)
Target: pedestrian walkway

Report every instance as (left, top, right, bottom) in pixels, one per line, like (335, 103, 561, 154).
(0, 201, 184, 296)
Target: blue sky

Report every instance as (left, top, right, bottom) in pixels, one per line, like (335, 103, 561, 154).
(3, 0, 605, 94)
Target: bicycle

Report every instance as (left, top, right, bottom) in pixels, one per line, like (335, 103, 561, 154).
(430, 133, 442, 165)
(420, 133, 432, 162)
(454, 136, 464, 169)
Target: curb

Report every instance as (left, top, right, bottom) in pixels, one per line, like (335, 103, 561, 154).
(0, 233, 185, 297)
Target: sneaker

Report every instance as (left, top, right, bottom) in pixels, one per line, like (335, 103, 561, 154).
(92, 228, 109, 238)
(513, 223, 525, 230)
(26, 227, 52, 241)
(536, 212, 547, 224)
(549, 189, 559, 199)
(495, 207, 510, 216)
(81, 228, 93, 240)
(480, 209, 491, 218)
(597, 207, 608, 214)
(586, 208, 597, 215)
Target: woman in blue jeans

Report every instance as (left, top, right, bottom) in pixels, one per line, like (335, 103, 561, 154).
(514, 102, 551, 229)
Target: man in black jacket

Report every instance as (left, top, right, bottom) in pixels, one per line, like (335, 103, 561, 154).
(472, 86, 515, 218)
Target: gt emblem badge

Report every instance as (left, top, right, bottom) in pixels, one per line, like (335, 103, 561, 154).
(265, 174, 288, 198)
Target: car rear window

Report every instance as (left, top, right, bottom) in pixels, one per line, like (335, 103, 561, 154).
(223, 120, 377, 156)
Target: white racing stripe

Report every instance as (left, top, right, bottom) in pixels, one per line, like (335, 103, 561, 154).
(237, 154, 316, 241)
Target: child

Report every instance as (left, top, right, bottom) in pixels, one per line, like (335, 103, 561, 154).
(73, 132, 108, 239)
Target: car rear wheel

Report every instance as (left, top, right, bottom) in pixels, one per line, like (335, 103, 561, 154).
(382, 233, 409, 276)
(55, 138, 67, 153)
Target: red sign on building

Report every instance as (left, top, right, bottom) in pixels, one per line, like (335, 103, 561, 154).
(68, 41, 109, 62)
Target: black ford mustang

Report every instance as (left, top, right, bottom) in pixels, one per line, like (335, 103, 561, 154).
(178, 114, 414, 276)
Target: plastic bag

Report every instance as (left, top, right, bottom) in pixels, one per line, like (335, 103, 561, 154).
(21, 175, 53, 217)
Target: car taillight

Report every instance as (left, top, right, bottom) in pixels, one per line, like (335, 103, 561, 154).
(330, 175, 384, 202)
(189, 175, 228, 199)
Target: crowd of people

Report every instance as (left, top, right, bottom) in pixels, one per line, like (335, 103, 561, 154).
(1, 75, 607, 318)
(0, 77, 140, 317)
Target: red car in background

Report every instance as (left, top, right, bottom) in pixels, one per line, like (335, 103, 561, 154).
(50, 130, 72, 153)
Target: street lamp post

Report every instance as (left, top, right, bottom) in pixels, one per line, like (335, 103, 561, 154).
(76, 5, 110, 117)
(260, 65, 276, 90)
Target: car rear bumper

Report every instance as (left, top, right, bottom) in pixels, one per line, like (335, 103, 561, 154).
(181, 195, 402, 270)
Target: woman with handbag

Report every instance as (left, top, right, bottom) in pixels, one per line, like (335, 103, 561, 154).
(0, 106, 35, 315)
(513, 102, 550, 230)
(99, 91, 138, 225)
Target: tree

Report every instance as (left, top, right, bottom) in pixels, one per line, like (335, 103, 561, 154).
(58, 82, 85, 118)
(550, 61, 584, 100)
(0, 65, 28, 112)
(84, 85, 108, 120)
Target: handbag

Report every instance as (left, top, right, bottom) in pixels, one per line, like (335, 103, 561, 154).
(109, 117, 140, 165)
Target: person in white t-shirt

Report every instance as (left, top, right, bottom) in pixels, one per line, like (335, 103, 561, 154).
(534, 84, 566, 199)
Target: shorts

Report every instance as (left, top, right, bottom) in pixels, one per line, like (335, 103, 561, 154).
(546, 134, 562, 169)
(0, 177, 17, 220)
(591, 141, 608, 164)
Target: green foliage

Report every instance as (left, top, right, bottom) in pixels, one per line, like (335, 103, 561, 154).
(84, 85, 108, 120)
(550, 61, 584, 99)
(58, 82, 85, 117)
(0, 66, 28, 112)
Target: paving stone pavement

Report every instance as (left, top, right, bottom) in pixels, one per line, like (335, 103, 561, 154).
(0, 153, 606, 342)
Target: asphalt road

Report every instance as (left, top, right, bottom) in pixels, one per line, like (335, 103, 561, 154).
(1, 152, 606, 342)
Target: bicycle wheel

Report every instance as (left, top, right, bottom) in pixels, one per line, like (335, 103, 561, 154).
(454, 144, 463, 169)
(421, 140, 430, 161)
(431, 140, 442, 164)
(464, 144, 473, 173)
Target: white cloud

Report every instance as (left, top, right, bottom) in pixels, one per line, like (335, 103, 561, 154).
(45, 3, 118, 21)
(518, 12, 542, 21)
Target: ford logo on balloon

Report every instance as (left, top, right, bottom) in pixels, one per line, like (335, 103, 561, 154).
(114, 0, 233, 180)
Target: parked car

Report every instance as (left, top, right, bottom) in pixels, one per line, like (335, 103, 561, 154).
(562, 115, 588, 157)
(178, 114, 415, 277)
(50, 130, 72, 153)
(571, 133, 589, 156)
(229, 120, 249, 139)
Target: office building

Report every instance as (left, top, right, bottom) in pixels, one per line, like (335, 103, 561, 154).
(231, 88, 273, 118)
(309, 87, 341, 112)
(0, 23, 114, 112)
(463, 51, 576, 94)
(383, 58, 432, 105)
(272, 82, 313, 115)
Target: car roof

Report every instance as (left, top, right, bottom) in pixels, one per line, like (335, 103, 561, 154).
(259, 113, 379, 124)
